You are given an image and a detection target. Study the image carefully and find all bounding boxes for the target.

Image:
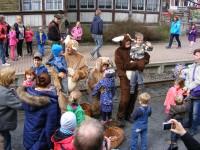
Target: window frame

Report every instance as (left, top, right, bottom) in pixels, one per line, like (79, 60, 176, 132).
(132, 0, 146, 11)
(45, 0, 64, 10)
(115, 0, 129, 10)
(98, 0, 113, 9)
(80, 0, 96, 9)
(67, 0, 77, 10)
(146, 0, 160, 12)
(22, 0, 42, 11)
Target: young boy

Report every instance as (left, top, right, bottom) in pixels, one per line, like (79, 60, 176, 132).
(126, 33, 153, 93)
(32, 52, 48, 76)
(129, 92, 152, 150)
(47, 44, 68, 94)
(36, 27, 47, 56)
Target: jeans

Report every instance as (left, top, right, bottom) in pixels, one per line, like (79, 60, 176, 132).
(0, 41, 6, 64)
(131, 128, 147, 150)
(130, 71, 144, 94)
(91, 34, 103, 58)
(191, 100, 200, 132)
(0, 131, 12, 150)
(168, 34, 181, 48)
(38, 44, 45, 56)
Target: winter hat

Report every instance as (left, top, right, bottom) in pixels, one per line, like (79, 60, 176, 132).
(51, 44, 63, 57)
(60, 112, 77, 135)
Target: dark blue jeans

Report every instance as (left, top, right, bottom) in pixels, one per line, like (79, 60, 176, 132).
(191, 100, 200, 132)
(131, 128, 147, 150)
(0, 41, 6, 64)
(0, 131, 12, 150)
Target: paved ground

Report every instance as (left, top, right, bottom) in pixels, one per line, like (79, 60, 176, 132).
(0, 36, 200, 74)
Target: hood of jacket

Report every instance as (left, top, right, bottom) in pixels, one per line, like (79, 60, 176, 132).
(17, 86, 52, 107)
(52, 129, 73, 143)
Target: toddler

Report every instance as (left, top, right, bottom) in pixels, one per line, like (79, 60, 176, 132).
(126, 32, 153, 93)
(23, 68, 35, 87)
(129, 92, 152, 150)
(66, 90, 85, 126)
(92, 68, 115, 124)
(9, 26, 18, 61)
(36, 27, 47, 56)
(188, 24, 197, 46)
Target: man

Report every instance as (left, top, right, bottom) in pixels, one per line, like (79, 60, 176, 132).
(48, 14, 62, 44)
(73, 119, 111, 150)
(90, 9, 103, 59)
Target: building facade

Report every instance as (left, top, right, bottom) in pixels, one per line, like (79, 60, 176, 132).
(0, 0, 162, 27)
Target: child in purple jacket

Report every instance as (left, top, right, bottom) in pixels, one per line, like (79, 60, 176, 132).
(188, 24, 197, 46)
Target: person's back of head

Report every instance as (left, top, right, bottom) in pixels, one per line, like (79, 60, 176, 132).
(74, 119, 104, 150)
(36, 72, 51, 88)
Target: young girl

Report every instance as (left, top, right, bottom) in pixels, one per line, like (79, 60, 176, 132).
(164, 78, 185, 114)
(188, 24, 197, 46)
(9, 26, 18, 61)
(25, 25, 34, 55)
(92, 68, 115, 124)
(23, 68, 36, 87)
(70, 21, 83, 42)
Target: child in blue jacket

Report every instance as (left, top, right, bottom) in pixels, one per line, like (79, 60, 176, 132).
(130, 92, 152, 150)
(36, 27, 47, 56)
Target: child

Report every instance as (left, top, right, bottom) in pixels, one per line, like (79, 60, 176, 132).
(32, 52, 48, 76)
(51, 111, 77, 150)
(47, 44, 68, 94)
(126, 32, 153, 93)
(129, 92, 152, 150)
(70, 21, 83, 42)
(66, 90, 85, 126)
(167, 95, 189, 150)
(188, 24, 197, 46)
(9, 26, 18, 61)
(36, 27, 47, 56)
(164, 78, 185, 114)
(92, 68, 115, 124)
(23, 68, 35, 87)
(25, 25, 34, 55)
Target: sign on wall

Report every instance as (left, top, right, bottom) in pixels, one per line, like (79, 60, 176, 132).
(0, 0, 19, 12)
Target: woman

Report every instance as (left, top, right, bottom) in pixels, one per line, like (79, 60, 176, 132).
(0, 67, 21, 150)
(14, 15, 25, 58)
(17, 72, 60, 150)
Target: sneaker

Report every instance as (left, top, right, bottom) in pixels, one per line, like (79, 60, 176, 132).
(2, 63, 10, 66)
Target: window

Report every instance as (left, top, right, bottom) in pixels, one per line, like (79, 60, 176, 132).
(116, 0, 128, 10)
(98, 0, 112, 9)
(23, 0, 41, 11)
(80, 0, 95, 9)
(132, 0, 145, 10)
(146, 0, 159, 12)
(46, 0, 63, 10)
(67, 0, 77, 9)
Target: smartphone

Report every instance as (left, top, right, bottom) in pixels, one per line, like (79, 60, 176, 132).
(163, 122, 172, 130)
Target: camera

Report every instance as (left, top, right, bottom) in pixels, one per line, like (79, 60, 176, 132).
(163, 122, 172, 130)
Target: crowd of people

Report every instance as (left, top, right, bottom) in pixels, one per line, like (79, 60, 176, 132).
(0, 9, 200, 150)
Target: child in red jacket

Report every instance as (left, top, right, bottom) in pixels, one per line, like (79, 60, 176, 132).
(25, 25, 34, 55)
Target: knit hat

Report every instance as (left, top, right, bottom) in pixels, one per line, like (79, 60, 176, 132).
(51, 44, 63, 57)
(60, 112, 77, 135)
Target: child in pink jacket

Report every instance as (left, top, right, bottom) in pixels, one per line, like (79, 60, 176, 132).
(70, 21, 83, 42)
(9, 26, 18, 61)
(25, 25, 34, 55)
(164, 78, 185, 114)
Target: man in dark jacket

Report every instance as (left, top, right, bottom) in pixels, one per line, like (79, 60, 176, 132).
(48, 14, 62, 44)
(90, 9, 103, 59)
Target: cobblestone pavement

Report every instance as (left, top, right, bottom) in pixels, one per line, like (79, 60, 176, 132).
(1, 36, 200, 75)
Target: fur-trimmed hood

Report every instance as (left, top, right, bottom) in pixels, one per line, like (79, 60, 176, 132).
(17, 86, 50, 107)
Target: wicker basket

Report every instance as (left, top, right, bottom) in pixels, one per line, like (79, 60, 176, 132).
(104, 126, 125, 149)
(80, 102, 92, 116)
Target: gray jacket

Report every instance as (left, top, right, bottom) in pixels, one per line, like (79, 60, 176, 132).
(0, 85, 22, 131)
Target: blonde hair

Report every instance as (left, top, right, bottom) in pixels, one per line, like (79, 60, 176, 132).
(175, 95, 183, 105)
(69, 90, 82, 103)
(139, 92, 151, 104)
(135, 32, 144, 40)
(0, 67, 15, 87)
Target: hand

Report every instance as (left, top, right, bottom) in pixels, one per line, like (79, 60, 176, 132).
(58, 72, 66, 78)
(136, 59, 146, 71)
(169, 119, 186, 136)
(103, 136, 111, 150)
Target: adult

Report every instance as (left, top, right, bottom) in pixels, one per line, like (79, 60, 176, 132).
(166, 16, 181, 49)
(14, 15, 25, 58)
(90, 9, 103, 59)
(115, 34, 150, 126)
(48, 14, 62, 45)
(73, 119, 111, 150)
(17, 73, 60, 150)
(0, 67, 22, 150)
(0, 15, 10, 66)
